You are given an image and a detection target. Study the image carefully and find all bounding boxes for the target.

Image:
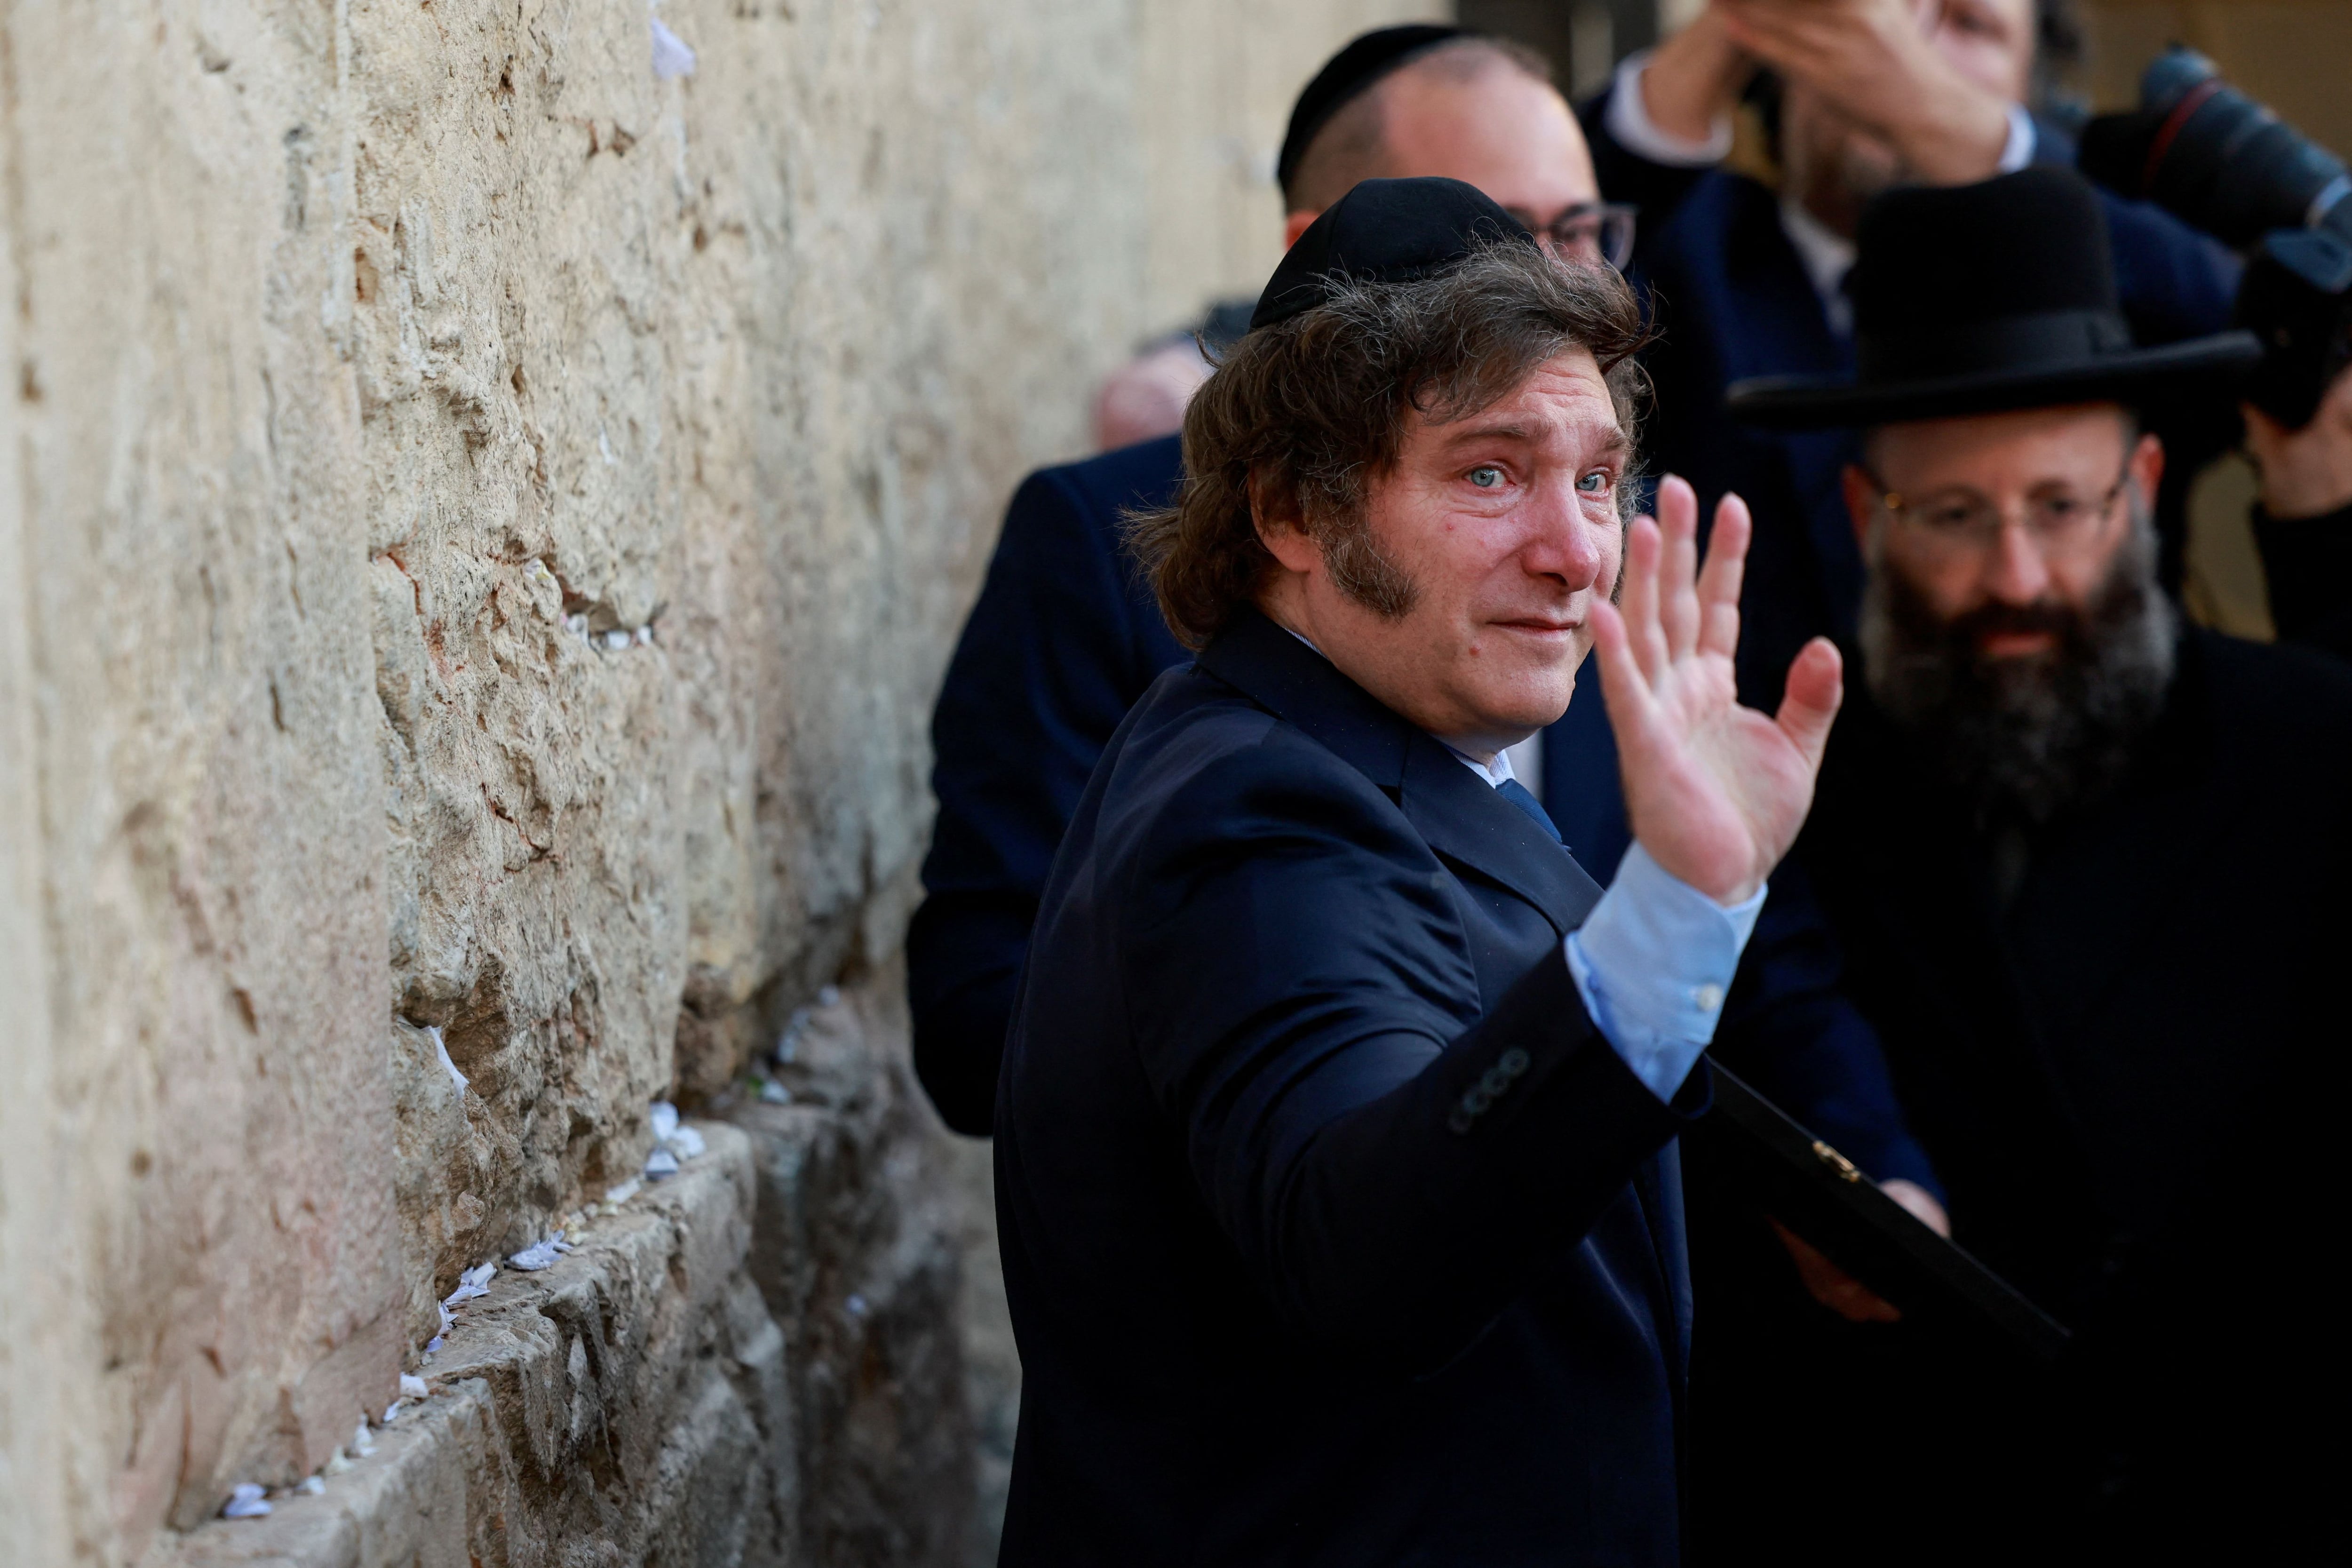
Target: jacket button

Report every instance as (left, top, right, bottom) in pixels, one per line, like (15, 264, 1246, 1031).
(1479, 1065, 1514, 1097)
(1498, 1048, 1530, 1077)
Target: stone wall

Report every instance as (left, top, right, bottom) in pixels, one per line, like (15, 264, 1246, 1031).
(0, 0, 1437, 1563)
(150, 996, 983, 1568)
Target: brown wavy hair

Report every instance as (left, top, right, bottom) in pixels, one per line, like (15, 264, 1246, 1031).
(1125, 242, 1650, 650)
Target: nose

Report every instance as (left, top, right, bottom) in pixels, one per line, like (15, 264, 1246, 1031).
(1982, 518, 2052, 604)
(1520, 475, 1607, 592)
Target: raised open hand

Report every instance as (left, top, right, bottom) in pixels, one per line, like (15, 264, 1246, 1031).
(1588, 476, 1843, 904)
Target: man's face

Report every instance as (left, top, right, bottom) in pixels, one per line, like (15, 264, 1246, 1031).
(1785, 0, 2034, 225)
(1256, 350, 1628, 756)
(1850, 403, 2179, 826)
(1283, 61, 1601, 253)
(1843, 403, 2161, 655)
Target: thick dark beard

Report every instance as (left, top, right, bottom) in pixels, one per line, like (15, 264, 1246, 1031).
(1858, 508, 2178, 830)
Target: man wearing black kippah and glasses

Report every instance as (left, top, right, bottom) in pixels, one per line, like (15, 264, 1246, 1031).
(1273, 25, 1637, 270)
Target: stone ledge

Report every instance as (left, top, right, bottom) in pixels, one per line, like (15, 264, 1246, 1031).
(151, 1123, 793, 1568)
(147, 1042, 987, 1568)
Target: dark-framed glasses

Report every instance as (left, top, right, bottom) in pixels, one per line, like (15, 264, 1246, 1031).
(1511, 201, 1638, 271)
(1865, 460, 2133, 560)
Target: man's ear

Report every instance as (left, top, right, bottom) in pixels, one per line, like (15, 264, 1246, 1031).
(1249, 470, 1321, 574)
(2130, 430, 2165, 501)
(1841, 463, 1876, 548)
(1281, 208, 1321, 251)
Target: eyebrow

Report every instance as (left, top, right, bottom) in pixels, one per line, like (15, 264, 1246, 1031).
(1439, 423, 1629, 454)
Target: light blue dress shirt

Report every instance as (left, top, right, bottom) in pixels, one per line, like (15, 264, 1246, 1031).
(1457, 748, 1763, 1104)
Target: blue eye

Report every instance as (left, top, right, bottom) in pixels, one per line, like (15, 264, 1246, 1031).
(1468, 465, 1505, 489)
(1577, 470, 1611, 494)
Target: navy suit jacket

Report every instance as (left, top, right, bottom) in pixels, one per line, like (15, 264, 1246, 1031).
(912, 438, 1937, 1190)
(1581, 91, 2243, 703)
(995, 608, 1705, 1564)
(909, 437, 1191, 1131)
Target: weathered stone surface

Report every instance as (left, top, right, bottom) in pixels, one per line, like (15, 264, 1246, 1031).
(154, 1123, 800, 1568)
(0, 1, 1438, 1563)
(152, 1041, 986, 1568)
(723, 982, 977, 1566)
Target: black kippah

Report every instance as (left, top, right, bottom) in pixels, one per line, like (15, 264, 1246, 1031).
(1250, 176, 1536, 330)
(1276, 24, 1466, 199)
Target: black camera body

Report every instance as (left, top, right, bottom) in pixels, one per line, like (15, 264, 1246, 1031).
(2081, 48, 2352, 430)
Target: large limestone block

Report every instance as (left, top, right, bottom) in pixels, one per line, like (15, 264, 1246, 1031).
(0, 0, 397, 1536)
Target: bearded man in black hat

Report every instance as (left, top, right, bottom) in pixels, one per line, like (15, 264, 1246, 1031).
(1726, 166, 2351, 1557)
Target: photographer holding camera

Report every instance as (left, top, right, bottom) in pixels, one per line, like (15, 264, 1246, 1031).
(2083, 47, 2352, 661)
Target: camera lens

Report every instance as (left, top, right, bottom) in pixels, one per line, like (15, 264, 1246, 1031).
(2080, 48, 2352, 248)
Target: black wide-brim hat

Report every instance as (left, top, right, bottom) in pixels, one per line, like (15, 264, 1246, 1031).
(1727, 167, 2260, 429)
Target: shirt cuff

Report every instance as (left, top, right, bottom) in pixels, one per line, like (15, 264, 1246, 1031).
(1605, 50, 1732, 168)
(1997, 102, 2035, 174)
(1564, 842, 1766, 1102)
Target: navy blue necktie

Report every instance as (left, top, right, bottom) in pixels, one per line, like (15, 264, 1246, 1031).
(1496, 777, 1565, 847)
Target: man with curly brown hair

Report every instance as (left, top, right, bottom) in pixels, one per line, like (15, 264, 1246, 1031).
(911, 36, 1945, 1287)
(994, 177, 1843, 1564)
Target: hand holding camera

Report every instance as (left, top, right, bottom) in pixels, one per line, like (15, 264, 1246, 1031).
(2081, 48, 2352, 524)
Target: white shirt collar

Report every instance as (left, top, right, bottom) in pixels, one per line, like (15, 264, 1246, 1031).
(1448, 746, 1518, 789)
(1778, 199, 1858, 337)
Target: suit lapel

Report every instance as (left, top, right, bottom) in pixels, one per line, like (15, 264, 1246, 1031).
(1195, 609, 1415, 789)
(1197, 608, 1605, 935)
(1398, 737, 1603, 935)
